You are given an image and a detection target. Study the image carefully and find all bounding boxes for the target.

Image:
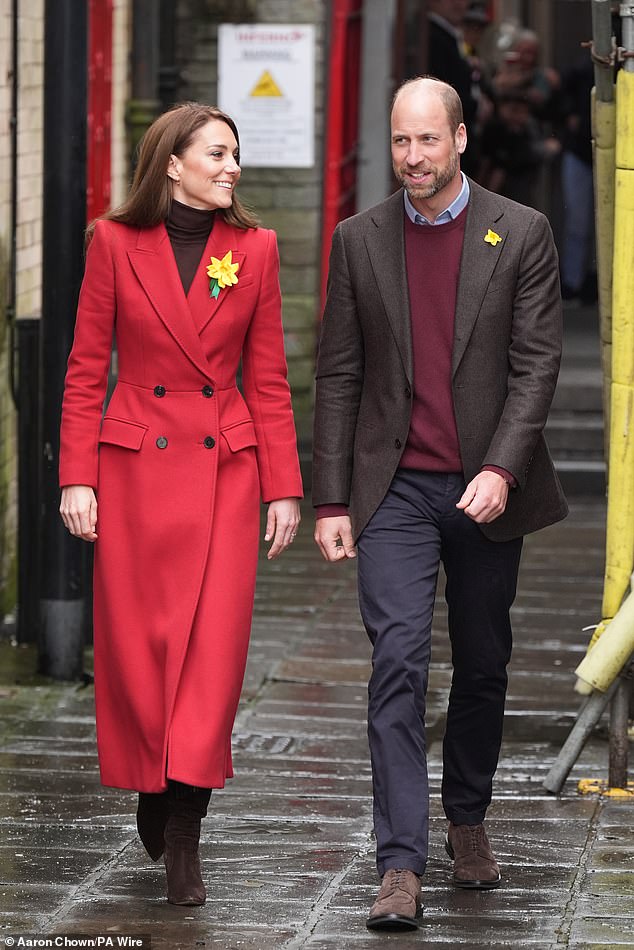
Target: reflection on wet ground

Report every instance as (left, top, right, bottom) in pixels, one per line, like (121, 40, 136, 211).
(1, 499, 633, 949)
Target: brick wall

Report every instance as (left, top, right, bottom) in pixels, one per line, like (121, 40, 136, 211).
(15, 0, 43, 322)
(0, 0, 16, 619)
(0, 0, 44, 623)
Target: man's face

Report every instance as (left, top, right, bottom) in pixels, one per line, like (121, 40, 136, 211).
(391, 87, 466, 207)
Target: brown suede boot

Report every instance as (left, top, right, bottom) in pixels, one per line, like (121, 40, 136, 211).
(366, 868, 422, 931)
(136, 791, 169, 861)
(445, 822, 501, 889)
(163, 783, 211, 906)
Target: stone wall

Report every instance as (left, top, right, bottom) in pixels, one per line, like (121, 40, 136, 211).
(0, 0, 323, 615)
(172, 0, 327, 435)
(111, 0, 133, 207)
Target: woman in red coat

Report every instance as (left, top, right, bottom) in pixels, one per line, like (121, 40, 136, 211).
(59, 103, 303, 906)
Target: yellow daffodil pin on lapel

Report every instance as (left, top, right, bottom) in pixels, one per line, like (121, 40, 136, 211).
(484, 228, 502, 247)
(207, 250, 240, 299)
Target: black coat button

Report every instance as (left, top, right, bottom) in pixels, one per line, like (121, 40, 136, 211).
(154, 385, 166, 397)
(156, 436, 168, 449)
(202, 385, 214, 398)
(404, 386, 411, 398)
(203, 436, 216, 449)
(395, 438, 402, 449)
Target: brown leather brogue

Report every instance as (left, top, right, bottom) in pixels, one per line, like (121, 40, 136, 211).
(366, 867, 422, 931)
(445, 822, 501, 889)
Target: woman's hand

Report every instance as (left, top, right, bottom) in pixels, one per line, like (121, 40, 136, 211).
(60, 485, 98, 542)
(264, 498, 301, 559)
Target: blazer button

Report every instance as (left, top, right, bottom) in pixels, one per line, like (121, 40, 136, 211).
(203, 436, 216, 449)
(395, 438, 402, 449)
(404, 386, 411, 398)
(202, 385, 214, 398)
(154, 385, 166, 398)
(156, 436, 168, 449)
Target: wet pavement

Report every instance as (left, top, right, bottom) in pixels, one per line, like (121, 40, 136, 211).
(1, 494, 633, 949)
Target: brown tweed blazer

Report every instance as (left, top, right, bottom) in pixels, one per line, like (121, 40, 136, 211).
(312, 179, 568, 542)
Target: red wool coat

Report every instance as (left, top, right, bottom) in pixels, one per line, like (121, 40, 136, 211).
(59, 215, 303, 792)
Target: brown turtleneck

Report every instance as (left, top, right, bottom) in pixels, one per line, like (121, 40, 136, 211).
(166, 199, 216, 296)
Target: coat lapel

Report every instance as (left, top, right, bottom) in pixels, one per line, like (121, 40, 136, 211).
(187, 216, 246, 335)
(364, 191, 413, 382)
(452, 181, 507, 375)
(127, 224, 213, 380)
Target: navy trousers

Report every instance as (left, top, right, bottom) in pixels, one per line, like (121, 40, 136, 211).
(356, 470, 523, 876)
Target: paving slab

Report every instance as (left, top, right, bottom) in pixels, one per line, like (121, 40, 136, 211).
(1, 496, 633, 949)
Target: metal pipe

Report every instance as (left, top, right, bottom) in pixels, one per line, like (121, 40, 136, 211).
(39, 0, 89, 679)
(127, 0, 161, 164)
(608, 671, 631, 787)
(320, 1, 346, 311)
(592, 0, 615, 101)
(591, 0, 617, 461)
(621, 2, 634, 72)
(159, 0, 179, 110)
(543, 676, 620, 794)
(16, 319, 40, 644)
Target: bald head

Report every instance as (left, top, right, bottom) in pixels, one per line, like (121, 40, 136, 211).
(392, 77, 464, 136)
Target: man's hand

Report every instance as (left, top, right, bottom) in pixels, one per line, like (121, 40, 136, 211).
(314, 515, 356, 562)
(456, 471, 509, 523)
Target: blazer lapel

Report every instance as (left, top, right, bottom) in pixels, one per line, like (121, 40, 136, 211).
(452, 182, 507, 375)
(364, 191, 413, 382)
(188, 216, 246, 335)
(127, 225, 213, 380)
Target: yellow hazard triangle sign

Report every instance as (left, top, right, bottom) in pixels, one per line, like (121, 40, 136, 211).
(250, 70, 283, 97)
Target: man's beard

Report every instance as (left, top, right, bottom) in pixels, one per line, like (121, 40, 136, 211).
(396, 149, 459, 200)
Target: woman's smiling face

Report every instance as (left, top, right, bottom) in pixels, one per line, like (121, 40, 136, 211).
(168, 119, 241, 211)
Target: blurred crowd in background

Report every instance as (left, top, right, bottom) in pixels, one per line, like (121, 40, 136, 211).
(428, 0, 598, 305)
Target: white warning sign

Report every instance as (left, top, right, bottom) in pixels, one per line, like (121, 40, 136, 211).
(218, 24, 315, 168)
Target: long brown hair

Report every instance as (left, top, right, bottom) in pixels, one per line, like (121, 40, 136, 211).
(91, 102, 259, 236)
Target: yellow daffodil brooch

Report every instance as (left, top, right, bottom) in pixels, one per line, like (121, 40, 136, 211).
(206, 250, 240, 299)
(484, 229, 502, 246)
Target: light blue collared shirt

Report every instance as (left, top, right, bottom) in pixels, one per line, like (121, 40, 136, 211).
(404, 173, 470, 226)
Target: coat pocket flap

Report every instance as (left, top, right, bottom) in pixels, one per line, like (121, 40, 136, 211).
(221, 420, 258, 452)
(99, 417, 148, 451)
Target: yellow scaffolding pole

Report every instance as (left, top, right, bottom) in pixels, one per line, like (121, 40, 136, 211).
(592, 89, 616, 458)
(574, 33, 634, 792)
(543, 2, 632, 795)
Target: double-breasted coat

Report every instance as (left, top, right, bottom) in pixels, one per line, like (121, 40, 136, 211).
(60, 215, 303, 793)
(313, 180, 568, 541)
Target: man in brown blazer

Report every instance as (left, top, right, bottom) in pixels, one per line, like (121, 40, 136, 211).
(313, 77, 567, 931)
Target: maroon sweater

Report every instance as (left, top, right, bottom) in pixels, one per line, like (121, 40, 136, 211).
(399, 208, 466, 470)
